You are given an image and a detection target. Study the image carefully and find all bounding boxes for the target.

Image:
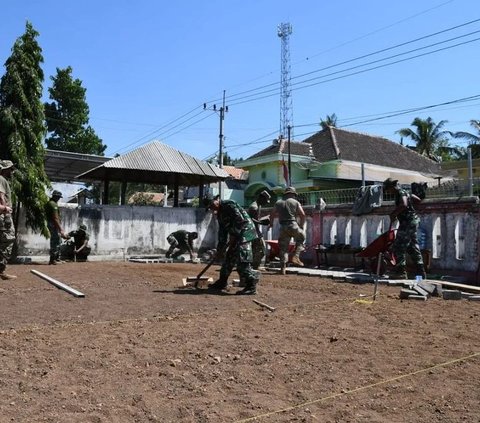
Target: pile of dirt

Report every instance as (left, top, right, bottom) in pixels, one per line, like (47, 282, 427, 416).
(0, 262, 479, 422)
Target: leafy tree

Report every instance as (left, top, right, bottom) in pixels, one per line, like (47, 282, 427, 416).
(452, 119, 480, 159)
(45, 66, 106, 155)
(396, 117, 453, 162)
(320, 113, 338, 129)
(207, 152, 241, 166)
(0, 22, 50, 236)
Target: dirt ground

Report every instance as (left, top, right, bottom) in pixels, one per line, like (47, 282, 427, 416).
(0, 261, 479, 423)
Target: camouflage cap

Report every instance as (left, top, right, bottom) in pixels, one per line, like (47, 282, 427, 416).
(51, 190, 63, 198)
(79, 224, 87, 232)
(283, 186, 297, 196)
(0, 160, 15, 170)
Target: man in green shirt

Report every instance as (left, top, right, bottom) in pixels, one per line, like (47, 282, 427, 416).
(45, 190, 68, 265)
(0, 160, 17, 280)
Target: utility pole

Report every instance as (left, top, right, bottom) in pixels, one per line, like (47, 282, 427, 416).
(287, 125, 292, 186)
(204, 90, 228, 199)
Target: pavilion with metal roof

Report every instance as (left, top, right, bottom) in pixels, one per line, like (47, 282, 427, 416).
(76, 141, 229, 205)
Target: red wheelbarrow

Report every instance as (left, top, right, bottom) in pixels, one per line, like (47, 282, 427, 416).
(265, 240, 296, 263)
(356, 227, 397, 300)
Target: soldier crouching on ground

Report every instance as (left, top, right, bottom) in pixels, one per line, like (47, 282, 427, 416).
(62, 224, 91, 262)
(166, 230, 198, 261)
(204, 195, 259, 295)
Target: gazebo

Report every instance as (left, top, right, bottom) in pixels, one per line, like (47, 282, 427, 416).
(76, 141, 229, 206)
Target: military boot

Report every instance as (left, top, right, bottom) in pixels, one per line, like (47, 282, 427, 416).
(236, 282, 257, 295)
(236, 274, 258, 295)
(207, 278, 228, 291)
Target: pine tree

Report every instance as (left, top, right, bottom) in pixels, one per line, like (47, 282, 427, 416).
(0, 21, 50, 236)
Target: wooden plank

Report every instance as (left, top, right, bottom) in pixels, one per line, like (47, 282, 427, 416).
(30, 269, 85, 298)
(253, 299, 276, 312)
(428, 279, 480, 293)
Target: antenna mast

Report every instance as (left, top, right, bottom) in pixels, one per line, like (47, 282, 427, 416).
(277, 22, 293, 139)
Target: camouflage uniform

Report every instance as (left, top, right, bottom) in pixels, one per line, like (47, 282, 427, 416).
(166, 230, 196, 259)
(248, 199, 266, 269)
(0, 173, 15, 274)
(391, 188, 424, 274)
(213, 199, 259, 292)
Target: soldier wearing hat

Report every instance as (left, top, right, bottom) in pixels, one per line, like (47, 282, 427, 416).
(269, 186, 306, 274)
(247, 190, 271, 269)
(383, 178, 426, 279)
(205, 195, 260, 295)
(62, 223, 91, 262)
(0, 160, 17, 280)
(45, 190, 69, 264)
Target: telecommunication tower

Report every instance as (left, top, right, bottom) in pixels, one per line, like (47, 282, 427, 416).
(277, 22, 293, 139)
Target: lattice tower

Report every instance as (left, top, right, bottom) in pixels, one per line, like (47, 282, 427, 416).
(277, 22, 293, 139)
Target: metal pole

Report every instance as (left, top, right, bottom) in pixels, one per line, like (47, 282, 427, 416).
(468, 147, 473, 196)
(218, 90, 226, 199)
(361, 163, 365, 187)
(287, 125, 292, 186)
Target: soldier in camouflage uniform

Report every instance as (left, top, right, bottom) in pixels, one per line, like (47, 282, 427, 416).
(165, 230, 198, 261)
(0, 160, 17, 280)
(383, 178, 425, 279)
(205, 195, 259, 295)
(247, 190, 271, 269)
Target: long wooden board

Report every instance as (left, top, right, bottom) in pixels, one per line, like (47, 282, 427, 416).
(428, 279, 480, 292)
(30, 269, 85, 298)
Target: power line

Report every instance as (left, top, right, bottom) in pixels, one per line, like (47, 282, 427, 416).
(222, 94, 480, 154)
(224, 18, 480, 103)
(227, 31, 480, 106)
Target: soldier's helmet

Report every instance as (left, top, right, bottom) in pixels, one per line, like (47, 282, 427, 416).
(283, 186, 297, 196)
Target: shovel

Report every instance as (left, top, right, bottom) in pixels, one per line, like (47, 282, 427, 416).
(182, 255, 216, 288)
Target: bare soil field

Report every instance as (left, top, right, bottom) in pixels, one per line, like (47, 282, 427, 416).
(0, 261, 479, 423)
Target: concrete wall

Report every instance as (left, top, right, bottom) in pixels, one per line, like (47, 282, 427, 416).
(16, 198, 480, 279)
(312, 197, 480, 275)
(17, 205, 218, 260)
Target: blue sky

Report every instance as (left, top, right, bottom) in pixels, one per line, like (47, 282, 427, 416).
(1, 0, 479, 163)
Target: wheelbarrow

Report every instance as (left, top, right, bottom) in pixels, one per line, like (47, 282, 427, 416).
(356, 227, 397, 300)
(265, 240, 296, 263)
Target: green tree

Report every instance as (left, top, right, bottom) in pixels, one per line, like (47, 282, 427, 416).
(320, 113, 338, 129)
(396, 117, 452, 162)
(0, 22, 50, 236)
(45, 66, 106, 155)
(452, 119, 480, 159)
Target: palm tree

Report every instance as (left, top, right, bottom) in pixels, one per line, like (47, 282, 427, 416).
(320, 113, 338, 129)
(452, 120, 480, 159)
(396, 117, 452, 161)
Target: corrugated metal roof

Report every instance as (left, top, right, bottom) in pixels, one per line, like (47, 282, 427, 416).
(44, 149, 112, 182)
(77, 141, 229, 184)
